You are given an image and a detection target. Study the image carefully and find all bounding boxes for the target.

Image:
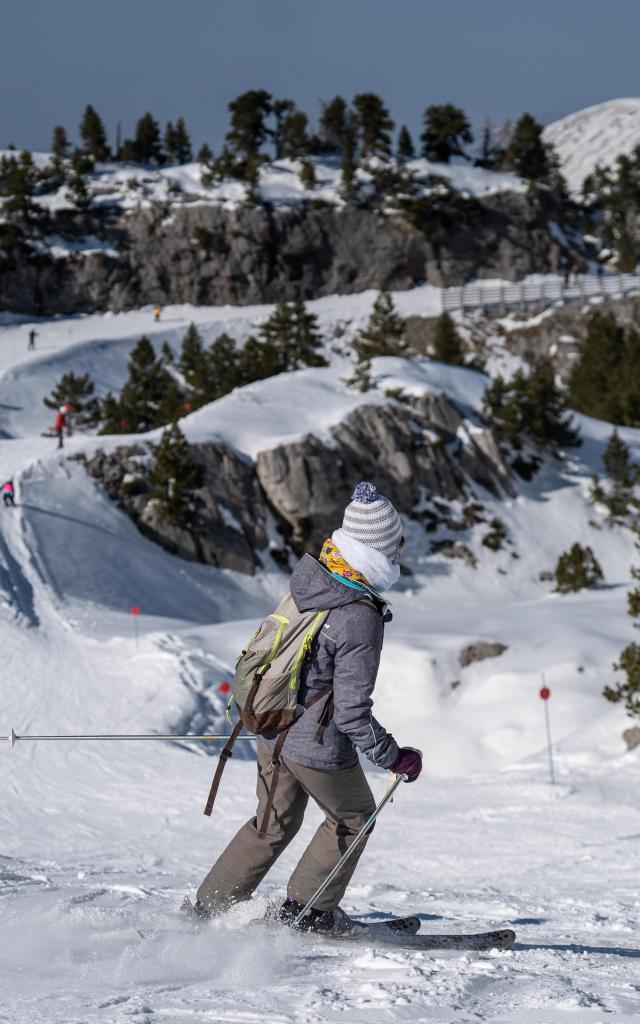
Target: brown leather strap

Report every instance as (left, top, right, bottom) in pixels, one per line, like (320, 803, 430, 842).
(304, 684, 332, 709)
(258, 730, 288, 838)
(203, 719, 243, 817)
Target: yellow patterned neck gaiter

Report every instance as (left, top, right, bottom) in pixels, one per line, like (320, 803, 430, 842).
(319, 538, 370, 587)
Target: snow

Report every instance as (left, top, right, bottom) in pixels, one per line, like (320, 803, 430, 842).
(1, 298, 640, 1021)
(544, 98, 640, 194)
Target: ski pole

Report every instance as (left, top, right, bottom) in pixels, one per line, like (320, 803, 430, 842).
(292, 772, 407, 929)
(2, 728, 258, 748)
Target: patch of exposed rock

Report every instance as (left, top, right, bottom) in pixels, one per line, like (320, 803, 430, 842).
(459, 641, 508, 667)
(81, 394, 512, 573)
(1, 189, 585, 316)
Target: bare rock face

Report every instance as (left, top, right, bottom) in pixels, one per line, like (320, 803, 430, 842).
(1, 189, 578, 316)
(82, 441, 268, 574)
(459, 641, 508, 667)
(623, 727, 640, 752)
(81, 394, 513, 574)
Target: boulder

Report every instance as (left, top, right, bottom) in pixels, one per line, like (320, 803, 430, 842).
(459, 641, 508, 667)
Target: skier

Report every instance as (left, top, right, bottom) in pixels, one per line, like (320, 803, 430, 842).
(53, 406, 67, 449)
(190, 482, 422, 934)
(1, 480, 15, 507)
(27, 328, 37, 351)
(153, 304, 161, 322)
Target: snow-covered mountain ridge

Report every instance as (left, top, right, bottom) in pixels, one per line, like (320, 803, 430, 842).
(544, 97, 640, 193)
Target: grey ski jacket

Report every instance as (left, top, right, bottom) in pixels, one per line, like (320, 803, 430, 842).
(264, 554, 400, 772)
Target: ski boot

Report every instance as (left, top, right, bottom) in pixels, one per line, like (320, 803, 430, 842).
(277, 898, 368, 937)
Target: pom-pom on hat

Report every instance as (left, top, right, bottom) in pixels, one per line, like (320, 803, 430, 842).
(341, 481, 403, 560)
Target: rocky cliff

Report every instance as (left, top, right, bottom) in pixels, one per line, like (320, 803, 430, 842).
(80, 393, 513, 575)
(1, 189, 582, 316)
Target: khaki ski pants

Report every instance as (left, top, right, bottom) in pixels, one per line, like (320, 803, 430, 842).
(197, 741, 377, 913)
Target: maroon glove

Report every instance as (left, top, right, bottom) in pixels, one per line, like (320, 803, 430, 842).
(390, 747, 422, 783)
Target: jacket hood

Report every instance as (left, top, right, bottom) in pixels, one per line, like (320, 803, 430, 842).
(290, 554, 374, 613)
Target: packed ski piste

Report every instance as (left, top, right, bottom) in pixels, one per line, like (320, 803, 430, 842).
(1, 292, 639, 1024)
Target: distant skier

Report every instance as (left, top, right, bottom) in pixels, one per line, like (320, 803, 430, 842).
(189, 482, 422, 935)
(28, 328, 37, 351)
(53, 406, 67, 449)
(1, 480, 15, 507)
(153, 304, 161, 322)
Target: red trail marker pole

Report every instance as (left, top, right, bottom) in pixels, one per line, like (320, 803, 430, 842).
(539, 677, 555, 785)
(130, 605, 141, 649)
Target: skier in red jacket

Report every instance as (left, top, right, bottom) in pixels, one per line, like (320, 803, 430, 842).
(53, 408, 66, 449)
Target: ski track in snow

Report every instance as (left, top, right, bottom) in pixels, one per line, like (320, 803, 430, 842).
(0, 300, 640, 1022)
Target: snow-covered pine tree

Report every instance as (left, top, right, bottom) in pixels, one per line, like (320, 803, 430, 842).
(43, 372, 101, 428)
(148, 422, 203, 527)
(225, 90, 273, 171)
(554, 543, 603, 593)
(353, 93, 394, 160)
(79, 105, 110, 162)
(421, 104, 473, 163)
(432, 313, 465, 365)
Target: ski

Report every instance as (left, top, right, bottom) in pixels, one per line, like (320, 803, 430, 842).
(340, 923, 516, 951)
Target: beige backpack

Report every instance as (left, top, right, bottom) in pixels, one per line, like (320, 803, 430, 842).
(203, 594, 331, 833)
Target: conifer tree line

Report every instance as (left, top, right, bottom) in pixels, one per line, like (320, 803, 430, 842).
(43, 300, 327, 436)
(0, 91, 564, 225)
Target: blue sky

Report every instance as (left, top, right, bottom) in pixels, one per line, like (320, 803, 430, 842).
(2, 0, 639, 153)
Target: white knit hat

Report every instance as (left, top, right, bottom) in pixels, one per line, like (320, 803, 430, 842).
(340, 481, 403, 560)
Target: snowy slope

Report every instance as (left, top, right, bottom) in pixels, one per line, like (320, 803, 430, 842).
(544, 97, 640, 193)
(1, 299, 640, 1021)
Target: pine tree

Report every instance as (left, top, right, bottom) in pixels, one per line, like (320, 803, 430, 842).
(173, 117, 192, 163)
(100, 336, 185, 434)
(68, 148, 92, 210)
(475, 119, 505, 170)
(432, 313, 465, 364)
(43, 372, 101, 428)
(569, 311, 640, 426)
(483, 357, 580, 453)
(318, 96, 349, 153)
(0, 152, 38, 226)
(590, 430, 639, 521)
(133, 113, 163, 165)
(396, 125, 415, 164)
(421, 104, 473, 163)
(197, 143, 213, 165)
(178, 323, 209, 397)
(272, 99, 296, 158)
(163, 121, 178, 164)
(288, 300, 327, 368)
(236, 335, 283, 385)
(51, 125, 70, 163)
(505, 113, 554, 182)
(340, 124, 357, 200)
(79, 105, 110, 162)
(225, 89, 273, 165)
(299, 159, 316, 190)
(354, 290, 406, 364)
(208, 332, 241, 396)
(280, 110, 310, 159)
(554, 543, 604, 593)
(148, 422, 203, 528)
(353, 92, 394, 159)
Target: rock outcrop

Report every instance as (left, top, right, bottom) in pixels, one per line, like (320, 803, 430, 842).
(82, 394, 512, 573)
(1, 189, 581, 316)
